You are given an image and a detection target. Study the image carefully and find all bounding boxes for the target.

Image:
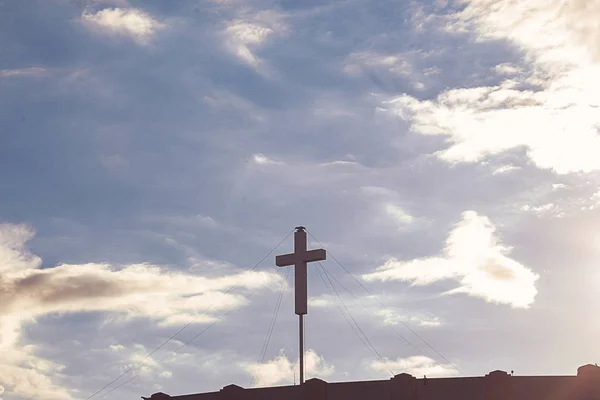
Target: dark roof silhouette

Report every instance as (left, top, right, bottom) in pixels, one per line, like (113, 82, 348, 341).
(143, 364, 600, 399)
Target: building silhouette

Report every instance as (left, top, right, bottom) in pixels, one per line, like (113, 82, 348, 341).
(143, 363, 600, 400)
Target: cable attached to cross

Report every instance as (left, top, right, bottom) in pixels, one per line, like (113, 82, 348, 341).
(249, 267, 291, 388)
(315, 262, 395, 376)
(86, 229, 294, 400)
(306, 230, 465, 376)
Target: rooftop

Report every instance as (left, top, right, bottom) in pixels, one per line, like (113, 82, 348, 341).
(143, 363, 600, 400)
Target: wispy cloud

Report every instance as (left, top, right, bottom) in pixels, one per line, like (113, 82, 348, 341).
(251, 153, 282, 165)
(384, 204, 415, 226)
(0, 223, 281, 398)
(243, 350, 334, 387)
(81, 7, 165, 44)
(223, 10, 287, 71)
(371, 355, 457, 377)
(375, 309, 442, 328)
(0, 67, 47, 78)
(363, 211, 539, 308)
(382, 0, 600, 174)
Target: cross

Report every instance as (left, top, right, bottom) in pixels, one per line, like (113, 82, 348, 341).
(276, 226, 326, 316)
(275, 226, 326, 385)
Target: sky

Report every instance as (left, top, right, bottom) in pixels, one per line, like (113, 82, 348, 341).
(1, 0, 600, 398)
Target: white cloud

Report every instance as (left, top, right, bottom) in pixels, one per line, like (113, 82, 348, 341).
(383, 0, 600, 174)
(159, 371, 173, 379)
(243, 350, 334, 387)
(0, 223, 281, 399)
(318, 161, 363, 168)
(493, 63, 522, 76)
(308, 296, 335, 308)
(385, 204, 415, 225)
(371, 355, 457, 377)
(224, 10, 287, 70)
(82, 8, 165, 44)
(251, 153, 281, 165)
(363, 211, 539, 308)
(109, 344, 125, 352)
(358, 187, 418, 232)
(0, 340, 71, 400)
(521, 203, 565, 218)
(375, 309, 442, 328)
(0, 67, 47, 78)
(344, 52, 412, 77)
(492, 165, 521, 175)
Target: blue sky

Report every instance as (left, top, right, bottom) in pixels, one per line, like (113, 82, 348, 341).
(1, 0, 600, 398)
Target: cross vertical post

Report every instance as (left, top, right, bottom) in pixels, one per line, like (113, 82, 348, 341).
(275, 226, 326, 385)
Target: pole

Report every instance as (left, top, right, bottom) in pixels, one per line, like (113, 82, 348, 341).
(299, 314, 304, 385)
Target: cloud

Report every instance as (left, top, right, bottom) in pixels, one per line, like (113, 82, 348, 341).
(223, 10, 287, 70)
(492, 165, 520, 175)
(371, 356, 457, 377)
(0, 223, 281, 399)
(343, 50, 430, 92)
(251, 153, 281, 165)
(520, 203, 563, 218)
(243, 350, 334, 387)
(159, 371, 173, 379)
(385, 204, 415, 226)
(363, 211, 539, 308)
(109, 344, 125, 352)
(374, 309, 442, 328)
(81, 7, 165, 44)
(0, 341, 71, 400)
(0, 67, 47, 78)
(308, 296, 336, 308)
(380, 0, 600, 174)
(344, 51, 413, 77)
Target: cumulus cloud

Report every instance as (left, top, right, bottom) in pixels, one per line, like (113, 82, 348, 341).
(363, 211, 539, 308)
(243, 350, 334, 387)
(371, 355, 457, 377)
(0, 223, 281, 399)
(82, 7, 165, 44)
(381, 0, 600, 174)
(0, 341, 71, 400)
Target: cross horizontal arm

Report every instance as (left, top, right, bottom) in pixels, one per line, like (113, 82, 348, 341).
(275, 253, 296, 267)
(275, 249, 326, 267)
(303, 248, 326, 263)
